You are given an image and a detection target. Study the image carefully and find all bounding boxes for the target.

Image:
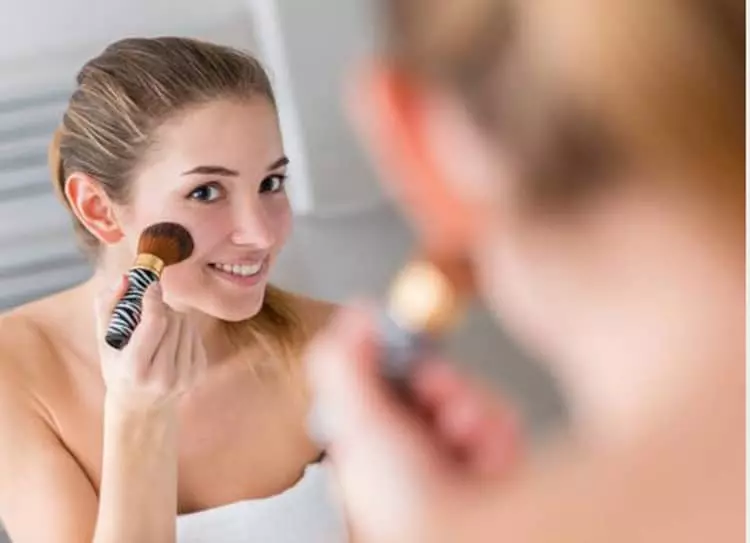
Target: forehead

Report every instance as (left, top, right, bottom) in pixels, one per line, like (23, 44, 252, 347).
(145, 97, 283, 169)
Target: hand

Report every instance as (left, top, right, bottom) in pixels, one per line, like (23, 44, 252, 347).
(94, 276, 207, 413)
(306, 305, 524, 543)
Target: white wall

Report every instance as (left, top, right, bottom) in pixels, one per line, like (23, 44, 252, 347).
(0, 0, 249, 61)
(264, 0, 386, 214)
(0, 0, 318, 214)
(0, 0, 387, 216)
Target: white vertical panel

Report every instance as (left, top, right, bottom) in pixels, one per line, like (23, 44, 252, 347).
(245, 0, 314, 214)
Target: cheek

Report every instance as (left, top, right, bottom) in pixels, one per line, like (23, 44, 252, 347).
(473, 224, 561, 356)
(118, 194, 192, 244)
(267, 199, 293, 250)
(183, 211, 233, 249)
(112, 203, 154, 255)
(471, 210, 608, 363)
(147, 201, 233, 254)
(472, 189, 713, 370)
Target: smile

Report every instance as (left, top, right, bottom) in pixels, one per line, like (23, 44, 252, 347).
(209, 262, 264, 277)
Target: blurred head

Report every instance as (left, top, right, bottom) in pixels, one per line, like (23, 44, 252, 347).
(355, 0, 744, 379)
(50, 37, 293, 323)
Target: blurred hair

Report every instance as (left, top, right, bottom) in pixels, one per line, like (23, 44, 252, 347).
(382, 0, 744, 208)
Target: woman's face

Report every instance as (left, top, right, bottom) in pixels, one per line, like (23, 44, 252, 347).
(113, 97, 292, 322)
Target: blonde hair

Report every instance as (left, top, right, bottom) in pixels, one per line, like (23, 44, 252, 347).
(49, 36, 304, 366)
(382, 0, 744, 205)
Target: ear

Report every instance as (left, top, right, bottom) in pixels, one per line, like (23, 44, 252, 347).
(345, 63, 496, 260)
(64, 173, 125, 245)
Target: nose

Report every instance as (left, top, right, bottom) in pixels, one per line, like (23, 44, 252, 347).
(230, 200, 275, 249)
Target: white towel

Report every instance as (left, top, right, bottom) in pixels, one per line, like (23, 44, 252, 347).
(176, 462, 347, 543)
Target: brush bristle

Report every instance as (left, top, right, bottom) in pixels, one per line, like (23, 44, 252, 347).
(387, 256, 472, 335)
(137, 222, 194, 266)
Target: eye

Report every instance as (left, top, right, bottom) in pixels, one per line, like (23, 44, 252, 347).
(188, 183, 223, 202)
(259, 174, 287, 194)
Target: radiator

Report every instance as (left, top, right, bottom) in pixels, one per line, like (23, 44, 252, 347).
(0, 84, 92, 311)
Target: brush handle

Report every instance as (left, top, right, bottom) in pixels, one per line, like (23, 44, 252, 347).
(306, 310, 436, 447)
(378, 311, 436, 401)
(105, 267, 160, 350)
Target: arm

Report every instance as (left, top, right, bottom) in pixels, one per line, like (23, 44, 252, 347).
(0, 280, 205, 543)
(91, 278, 205, 542)
(0, 369, 181, 543)
(93, 400, 179, 543)
(0, 374, 98, 543)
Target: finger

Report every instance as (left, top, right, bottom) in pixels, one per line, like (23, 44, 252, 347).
(465, 409, 523, 477)
(306, 304, 447, 478)
(150, 310, 182, 388)
(414, 364, 523, 476)
(414, 363, 518, 443)
(464, 388, 524, 476)
(93, 274, 129, 340)
(126, 282, 169, 380)
(411, 361, 469, 410)
(307, 304, 458, 538)
(174, 317, 195, 388)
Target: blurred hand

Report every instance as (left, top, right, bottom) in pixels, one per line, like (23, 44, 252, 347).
(306, 305, 524, 543)
(94, 276, 207, 413)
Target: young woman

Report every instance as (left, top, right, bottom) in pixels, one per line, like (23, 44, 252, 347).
(0, 37, 350, 542)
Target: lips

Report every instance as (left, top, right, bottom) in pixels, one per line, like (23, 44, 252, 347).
(208, 261, 263, 277)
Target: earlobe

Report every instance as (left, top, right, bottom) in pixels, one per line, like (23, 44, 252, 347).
(345, 64, 479, 259)
(64, 173, 124, 245)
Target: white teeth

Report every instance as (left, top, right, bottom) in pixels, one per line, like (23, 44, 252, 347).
(212, 262, 263, 277)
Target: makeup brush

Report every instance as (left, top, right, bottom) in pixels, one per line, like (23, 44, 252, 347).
(378, 254, 475, 397)
(307, 254, 474, 446)
(104, 222, 194, 350)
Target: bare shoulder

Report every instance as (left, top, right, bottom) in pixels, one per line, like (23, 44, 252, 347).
(0, 299, 69, 401)
(0, 308, 53, 374)
(0, 301, 99, 543)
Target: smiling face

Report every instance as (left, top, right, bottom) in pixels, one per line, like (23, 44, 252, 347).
(113, 97, 292, 321)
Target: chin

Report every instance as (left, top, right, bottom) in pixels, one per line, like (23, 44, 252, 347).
(215, 307, 263, 322)
(206, 292, 266, 322)
(164, 277, 269, 321)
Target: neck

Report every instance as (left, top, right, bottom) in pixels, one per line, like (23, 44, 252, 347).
(560, 251, 744, 450)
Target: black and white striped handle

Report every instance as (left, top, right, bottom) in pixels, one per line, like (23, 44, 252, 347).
(105, 267, 160, 350)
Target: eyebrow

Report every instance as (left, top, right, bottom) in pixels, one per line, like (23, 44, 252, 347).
(181, 156, 290, 177)
(267, 156, 290, 171)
